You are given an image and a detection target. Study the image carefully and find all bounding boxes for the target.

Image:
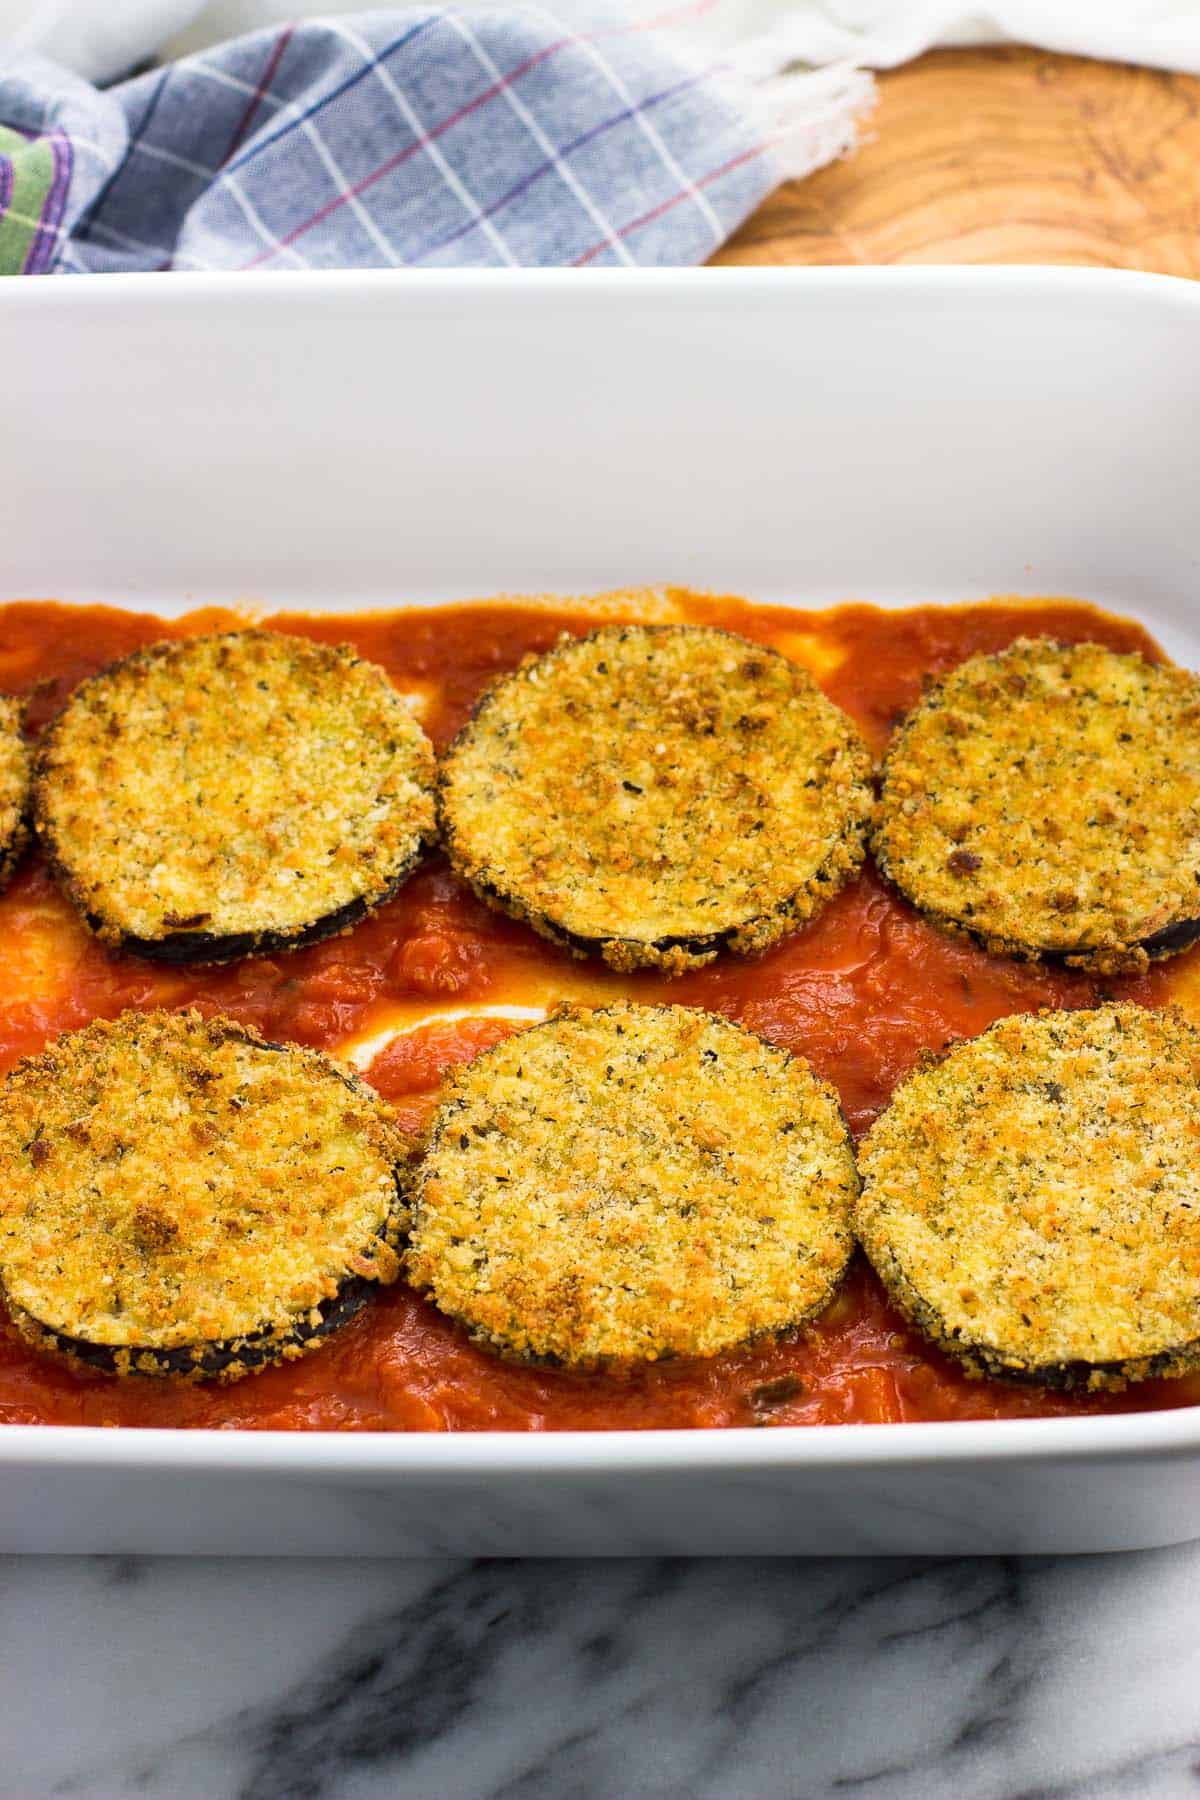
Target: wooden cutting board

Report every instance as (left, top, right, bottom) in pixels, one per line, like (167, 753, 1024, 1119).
(716, 45, 1200, 273)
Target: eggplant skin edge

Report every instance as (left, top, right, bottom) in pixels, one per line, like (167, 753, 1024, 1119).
(30, 629, 437, 968)
(0, 1024, 412, 1385)
(870, 638, 1200, 977)
(404, 1000, 859, 1367)
(1137, 915, 1200, 959)
(94, 850, 428, 967)
(0, 695, 31, 898)
(436, 622, 874, 977)
(873, 852, 1200, 977)
(863, 1237, 1200, 1395)
(0, 817, 29, 899)
(444, 832, 863, 976)
(8, 1270, 380, 1384)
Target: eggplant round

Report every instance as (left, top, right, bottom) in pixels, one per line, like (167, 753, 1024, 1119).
(872, 637, 1200, 974)
(856, 1003, 1200, 1392)
(0, 1010, 410, 1381)
(438, 625, 874, 975)
(404, 1001, 858, 1368)
(33, 631, 436, 964)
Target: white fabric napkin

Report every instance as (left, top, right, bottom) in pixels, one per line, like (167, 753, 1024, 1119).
(8, 0, 1200, 83)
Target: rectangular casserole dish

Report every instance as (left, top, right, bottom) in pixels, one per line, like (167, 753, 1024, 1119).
(0, 264, 1198, 1556)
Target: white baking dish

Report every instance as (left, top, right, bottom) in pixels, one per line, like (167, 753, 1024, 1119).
(1, 265, 1199, 1556)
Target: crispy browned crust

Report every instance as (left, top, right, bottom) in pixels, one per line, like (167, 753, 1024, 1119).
(33, 631, 436, 964)
(405, 1001, 858, 1368)
(438, 625, 874, 975)
(872, 638, 1200, 973)
(0, 1010, 410, 1382)
(0, 694, 30, 895)
(856, 1004, 1200, 1392)
(858, 1238, 1200, 1394)
(6, 1272, 380, 1383)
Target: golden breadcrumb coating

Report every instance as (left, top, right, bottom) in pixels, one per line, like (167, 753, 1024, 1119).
(405, 1002, 857, 1367)
(0, 1010, 408, 1380)
(34, 631, 436, 959)
(438, 625, 874, 974)
(857, 1004, 1200, 1391)
(0, 694, 29, 892)
(873, 638, 1200, 972)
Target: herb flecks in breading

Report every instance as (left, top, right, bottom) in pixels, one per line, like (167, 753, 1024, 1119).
(34, 631, 436, 962)
(0, 1010, 409, 1381)
(0, 694, 30, 894)
(857, 1003, 1200, 1391)
(873, 638, 1200, 971)
(405, 1002, 858, 1367)
(439, 625, 874, 974)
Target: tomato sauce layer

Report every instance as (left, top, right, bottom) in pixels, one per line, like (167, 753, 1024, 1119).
(2, 590, 1199, 1431)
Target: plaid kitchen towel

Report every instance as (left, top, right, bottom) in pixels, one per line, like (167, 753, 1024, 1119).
(0, 9, 873, 271)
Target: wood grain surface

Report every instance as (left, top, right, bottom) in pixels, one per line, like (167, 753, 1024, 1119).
(716, 46, 1200, 272)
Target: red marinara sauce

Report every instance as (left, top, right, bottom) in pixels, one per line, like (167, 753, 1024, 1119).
(2, 589, 1199, 1432)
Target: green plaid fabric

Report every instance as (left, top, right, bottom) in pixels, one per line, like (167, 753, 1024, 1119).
(0, 121, 69, 274)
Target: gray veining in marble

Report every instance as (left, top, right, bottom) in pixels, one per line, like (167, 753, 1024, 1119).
(5, 1549, 1200, 1799)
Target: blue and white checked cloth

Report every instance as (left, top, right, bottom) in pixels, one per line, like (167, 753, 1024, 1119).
(0, 9, 873, 271)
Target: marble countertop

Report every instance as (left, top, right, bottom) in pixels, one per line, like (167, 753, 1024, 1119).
(7, 1546, 1200, 1798)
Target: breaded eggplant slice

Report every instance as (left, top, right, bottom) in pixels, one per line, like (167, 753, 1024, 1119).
(873, 638, 1200, 973)
(0, 1009, 409, 1381)
(0, 694, 30, 892)
(405, 1002, 857, 1367)
(438, 625, 873, 974)
(34, 631, 436, 963)
(857, 1004, 1200, 1392)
